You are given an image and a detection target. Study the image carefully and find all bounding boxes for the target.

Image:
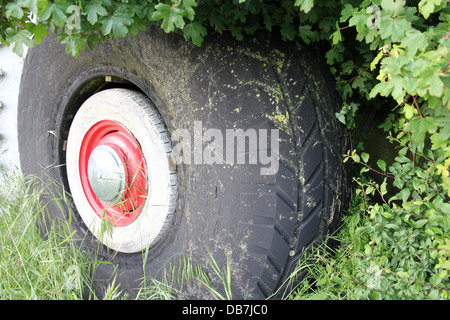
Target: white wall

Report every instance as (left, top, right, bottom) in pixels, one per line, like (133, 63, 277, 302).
(0, 44, 26, 176)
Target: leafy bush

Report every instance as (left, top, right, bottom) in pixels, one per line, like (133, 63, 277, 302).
(1, 0, 449, 298)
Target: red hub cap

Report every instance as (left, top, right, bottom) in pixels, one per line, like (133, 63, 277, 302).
(79, 120, 147, 227)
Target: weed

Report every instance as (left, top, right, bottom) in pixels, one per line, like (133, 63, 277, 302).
(0, 172, 234, 300)
(0, 173, 92, 299)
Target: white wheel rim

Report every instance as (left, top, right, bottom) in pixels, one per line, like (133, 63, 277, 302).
(66, 88, 176, 253)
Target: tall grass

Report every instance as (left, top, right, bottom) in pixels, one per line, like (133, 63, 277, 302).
(135, 252, 233, 300)
(0, 172, 233, 300)
(0, 173, 93, 299)
(1, 170, 383, 300)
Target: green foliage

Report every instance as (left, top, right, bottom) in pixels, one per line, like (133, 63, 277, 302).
(0, 174, 92, 299)
(0, 0, 345, 54)
(292, 187, 450, 299)
(1, 0, 449, 299)
(340, 133, 450, 299)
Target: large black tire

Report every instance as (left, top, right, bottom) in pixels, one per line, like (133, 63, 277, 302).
(18, 28, 351, 299)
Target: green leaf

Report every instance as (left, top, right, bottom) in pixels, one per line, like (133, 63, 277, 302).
(397, 271, 410, 278)
(403, 104, 416, 120)
(349, 10, 371, 33)
(295, 0, 314, 14)
(183, 21, 207, 46)
(28, 0, 39, 14)
(361, 152, 370, 163)
(335, 112, 346, 125)
(12, 0, 39, 15)
(5, 2, 24, 19)
(85, 1, 108, 25)
(400, 189, 412, 205)
(330, 22, 342, 45)
(404, 117, 437, 145)
(413, 219, 429, 229)
(244, 16, 260, 35)
(418, 0, 444, 19)
(430, 116, 450, 149)
(416, 69, 445, 97)
(370, 50, 383, 71)
(299, 25, 318, 45)
(129, 19, 147, 37)
(153, 3, 186, 33)
(231, 27, 243, 41)
(32, 22, 49, 45)
(209, 11, 224, 30)
(401, 29, 428, 55)
(152, 3, 171, 20)
(340, 4, 353, 23)
(181, 0, 198, 21)
(380, 15, 411, 42)
(6, 29, 36, 57)
(281, 22, 296, 41)
(377, 159, 387, 172)
(38, 0, 69, 27)
(101, 10, 134, 38)
(381, 0, 406, 16)
(58, 33, 85, 57)
(442, 207, 450, 231)
(325, 45, 344, 65)
(369, 82, 385, 99)
(340, 60, 354, 75)
(233, 10, 247, 23)
(351, 151, 360, 163)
